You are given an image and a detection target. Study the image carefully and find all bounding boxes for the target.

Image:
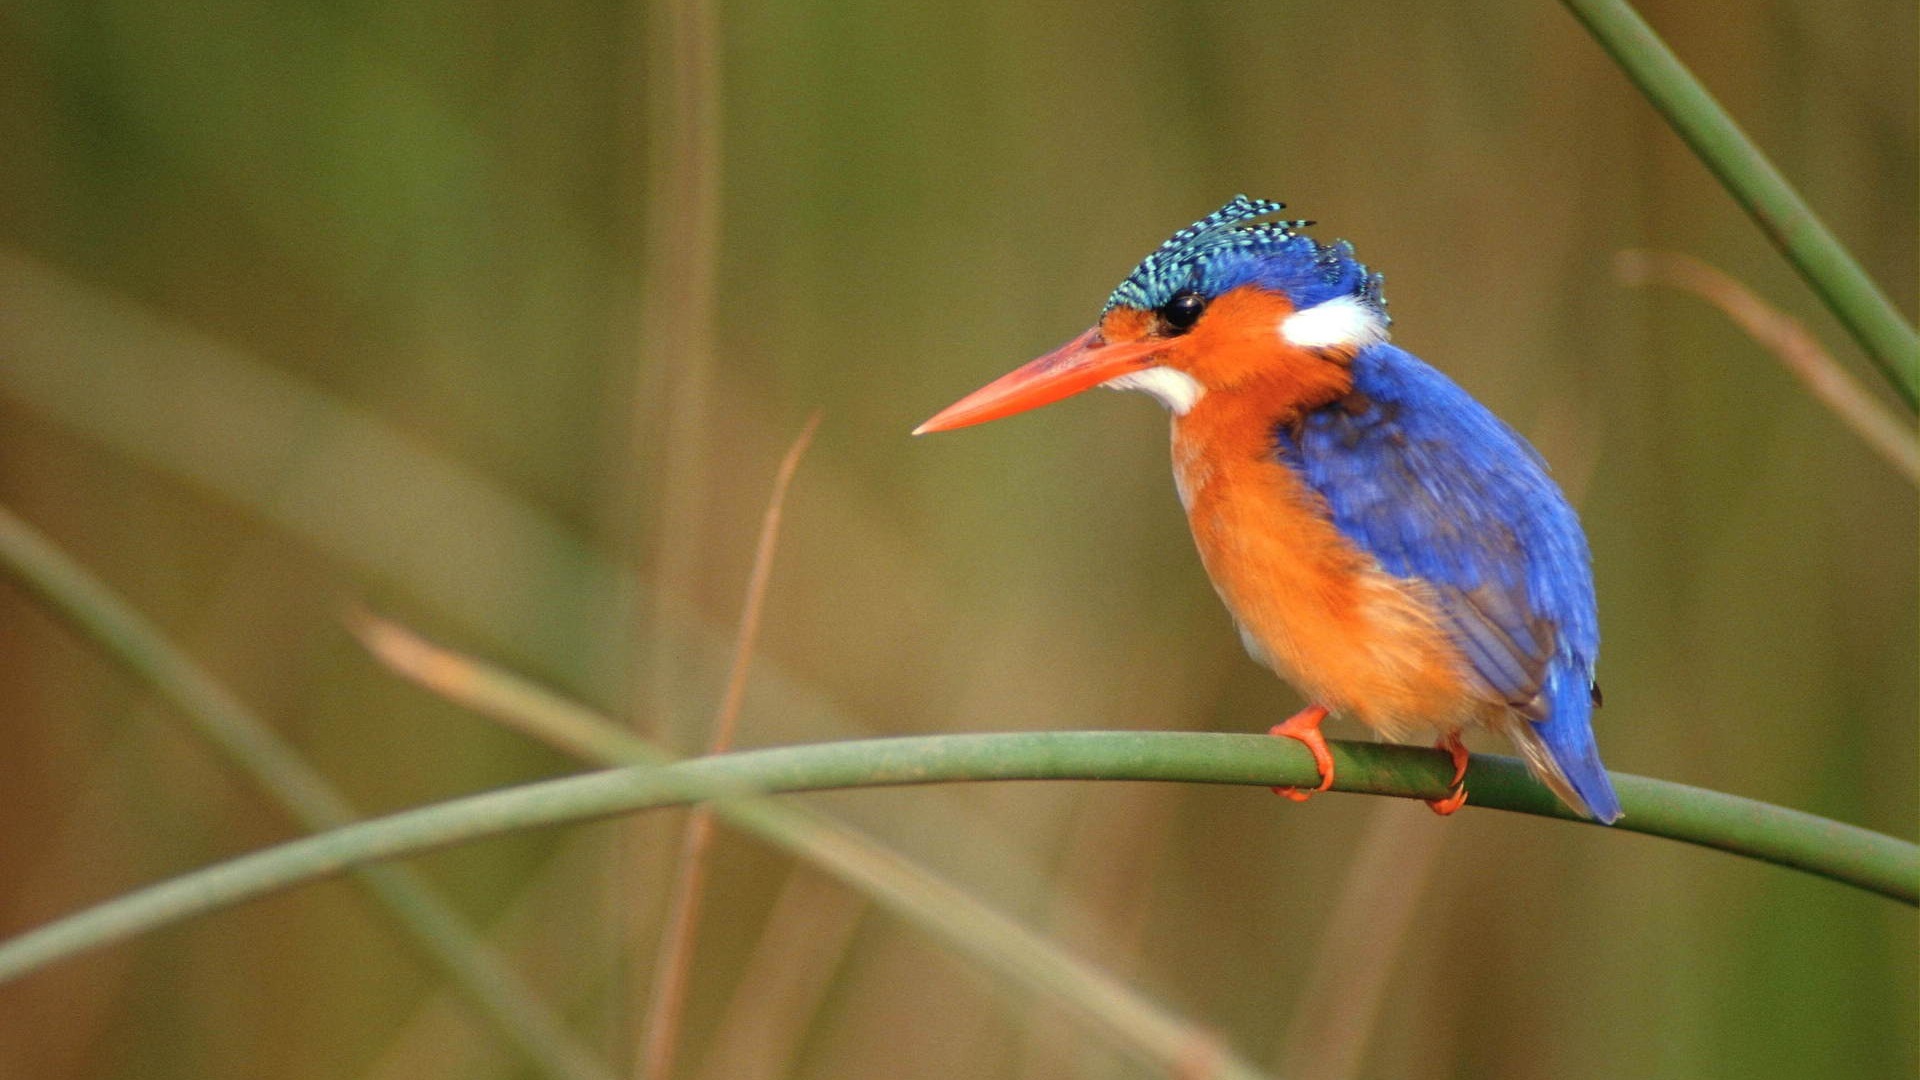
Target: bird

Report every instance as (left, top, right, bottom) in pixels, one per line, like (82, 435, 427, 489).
(914, 195, 1621, 822)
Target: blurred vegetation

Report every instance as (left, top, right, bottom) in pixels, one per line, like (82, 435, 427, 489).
(0, 1, 1913, 1078)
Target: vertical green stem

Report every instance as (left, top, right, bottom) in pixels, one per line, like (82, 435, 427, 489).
(1561, 0, 1920, 407)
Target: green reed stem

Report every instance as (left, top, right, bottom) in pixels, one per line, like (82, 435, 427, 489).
(1, 732, 1908, 994)
(1561, 0, 1919, 407)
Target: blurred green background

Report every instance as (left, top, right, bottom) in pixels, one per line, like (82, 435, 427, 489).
(0, 0, 1913, 1077)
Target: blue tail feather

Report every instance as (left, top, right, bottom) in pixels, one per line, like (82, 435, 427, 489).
(1531, 665, 1622, 823)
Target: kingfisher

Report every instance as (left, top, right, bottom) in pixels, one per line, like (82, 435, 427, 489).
(915, 196, 1621, 822)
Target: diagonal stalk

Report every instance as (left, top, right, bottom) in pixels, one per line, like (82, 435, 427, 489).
(0, 506, 614, 1080)
(1615, 250, 1919, 482)
(350, 617, 1271, 1079)
(1560, 0, 1919, 407)
(640, 415, 818, 1080)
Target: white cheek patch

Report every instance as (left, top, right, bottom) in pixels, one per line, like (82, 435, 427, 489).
(1102, 366, 1207, 415)
(1280, 294, 1390, 351)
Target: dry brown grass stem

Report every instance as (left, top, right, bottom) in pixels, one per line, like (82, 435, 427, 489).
(1275, 803, 1451, 1080)
(690, 867, 865, 1080)
(616, 0, 727, 1056)
(1616, 250, 1919, 482)
(637, 414, 822, 1080)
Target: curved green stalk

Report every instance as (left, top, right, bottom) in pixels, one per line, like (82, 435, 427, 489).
(1561, 0, 1920, 407)
(0, 508, 614, 1080)
(1, 732, 1909, 995)
(354, 614, 1275, 1080)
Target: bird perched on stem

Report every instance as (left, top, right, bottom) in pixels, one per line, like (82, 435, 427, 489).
(915, 196, 1621, 822)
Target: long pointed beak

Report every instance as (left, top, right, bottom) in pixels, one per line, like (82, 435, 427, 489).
(913, 328, 1162, 435)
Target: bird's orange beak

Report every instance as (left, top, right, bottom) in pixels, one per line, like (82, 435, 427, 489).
(912, 328, 1163, 435)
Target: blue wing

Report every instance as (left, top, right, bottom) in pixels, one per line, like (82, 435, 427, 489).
(1275, 344, 1621, 822)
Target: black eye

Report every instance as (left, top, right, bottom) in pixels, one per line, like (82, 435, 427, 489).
(1160, 291, 1206, 332)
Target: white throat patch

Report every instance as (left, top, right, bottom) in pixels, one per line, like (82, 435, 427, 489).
(1280, 295, 1390, 351)
(1101, 367, 1207, 415)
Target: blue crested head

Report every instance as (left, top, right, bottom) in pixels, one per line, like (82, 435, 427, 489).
(1103, 195, 1388, 321)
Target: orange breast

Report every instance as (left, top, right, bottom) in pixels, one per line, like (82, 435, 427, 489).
(1171, 385, 1485, 738)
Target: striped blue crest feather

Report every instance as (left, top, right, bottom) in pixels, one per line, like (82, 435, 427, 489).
(1104, 195, 1388, 322)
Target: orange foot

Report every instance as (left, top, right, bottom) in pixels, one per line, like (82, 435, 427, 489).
(1268, 704, 1333, 801)
(1426, 732, 1470, 816)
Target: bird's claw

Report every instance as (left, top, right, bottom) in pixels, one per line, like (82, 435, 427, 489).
(1267, 704, 1334, 800)
(1424, 733, 1471, 815)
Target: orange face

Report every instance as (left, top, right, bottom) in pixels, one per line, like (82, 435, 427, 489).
(913, 284, 1354, 435)
(1099, 285, 1355, 406)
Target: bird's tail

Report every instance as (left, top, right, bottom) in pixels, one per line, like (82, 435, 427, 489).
(1506, 665, 1623, 824)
